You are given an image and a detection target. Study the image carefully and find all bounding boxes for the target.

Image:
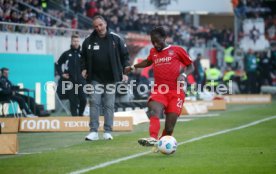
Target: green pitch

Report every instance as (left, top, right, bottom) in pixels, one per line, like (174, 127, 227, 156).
(1, 99, 276, 174)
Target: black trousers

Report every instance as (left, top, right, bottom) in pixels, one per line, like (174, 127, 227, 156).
(67, 84, 87, 116)
(260, 70, 272, 86)
(10, 94, 34, 114)
(246, 71, 258, 94)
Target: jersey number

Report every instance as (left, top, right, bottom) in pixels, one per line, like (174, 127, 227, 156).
(176, 98, 183, 108)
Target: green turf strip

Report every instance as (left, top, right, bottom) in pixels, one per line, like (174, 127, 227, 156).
(93, 119, 276, 174)
(0, 100, 275, 174)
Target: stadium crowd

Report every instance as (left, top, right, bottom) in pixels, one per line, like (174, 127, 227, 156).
(233, 0, 276, 42)
(0, 0, 234, 47)
(63, 0, 235, 47)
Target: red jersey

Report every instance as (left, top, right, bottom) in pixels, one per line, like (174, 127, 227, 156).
(147, 45, 192, 90)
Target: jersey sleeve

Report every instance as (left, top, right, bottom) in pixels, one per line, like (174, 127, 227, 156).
(176, 47, 192, 66)
(147, 48, 155, 62)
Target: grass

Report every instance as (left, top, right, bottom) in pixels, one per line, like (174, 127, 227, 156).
(0, 100, 276, 174)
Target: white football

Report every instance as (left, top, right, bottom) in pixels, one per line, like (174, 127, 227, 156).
(157, 135, 177, 155)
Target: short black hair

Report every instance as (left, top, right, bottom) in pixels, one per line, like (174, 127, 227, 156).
(150, 26, 167, 38)
(1, 67, 9, 74)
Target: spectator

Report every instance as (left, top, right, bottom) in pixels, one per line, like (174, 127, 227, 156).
(258, 51, 272, 86)
(193, 53, 205, 88)
(0, 8, 3, 21)
(71, 16, 78, 29)
(85, 0, 98, 18)
(205, 64, 222, 93)
(41, 0, 48, 12)
(244, 49, 258, 93)
(9, 11, 19, 23)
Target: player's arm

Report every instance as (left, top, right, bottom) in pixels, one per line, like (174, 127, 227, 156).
(124, 59, 153, 74)
(183, 63, 195, 77)
(177, 63, 194, 82)
(176, 46, 194, 81)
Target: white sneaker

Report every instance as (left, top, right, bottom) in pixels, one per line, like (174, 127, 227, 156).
(103, 133, 113, 140)
(26, 114, 38, 118)
(138, 137, 158, 146)
(85, 132, 99, 141)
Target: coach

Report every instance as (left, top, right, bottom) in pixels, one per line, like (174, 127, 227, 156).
(81, 15, 130, 141)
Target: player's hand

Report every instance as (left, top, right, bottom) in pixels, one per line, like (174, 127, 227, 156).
(124, 66, 133, 74)
(177, 74, 186, 82)
(82, 70, 87, 79)
(62, 73, 69, 79)
(122, 74, 128, 82)
(177, 74, 186, 87)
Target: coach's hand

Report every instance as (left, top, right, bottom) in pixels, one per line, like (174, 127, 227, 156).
(82, 70, 87, 79)
(124, 66, 133, 74)
(122, 74, 128, 82)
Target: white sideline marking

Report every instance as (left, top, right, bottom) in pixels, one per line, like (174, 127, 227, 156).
(182, 113, 220, 118)
(69, 115, 276, 174)
(18, 152, 36, 155)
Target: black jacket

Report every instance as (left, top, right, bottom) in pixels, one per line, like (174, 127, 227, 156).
(56, 46, 84, 83)
(81, 30, 130, 83)
(0, 76, 14, 99)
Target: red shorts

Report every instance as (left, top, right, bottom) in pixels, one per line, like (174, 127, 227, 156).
(148, 90, 185, 116)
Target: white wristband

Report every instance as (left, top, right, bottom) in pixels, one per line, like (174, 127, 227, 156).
(131, 65, 135, 70)
(181, 73, 187, 78)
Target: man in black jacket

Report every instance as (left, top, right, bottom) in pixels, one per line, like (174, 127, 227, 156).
(56, 34, 87, 116)
(82, 15, 130, 141)
(0, 67, 36, 117)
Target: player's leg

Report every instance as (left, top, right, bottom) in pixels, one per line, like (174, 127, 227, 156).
(138, 101, 164, 146)
(160, 90, 184, 138)
(148, 101, 164, 139)
(160, 112, 178, 138)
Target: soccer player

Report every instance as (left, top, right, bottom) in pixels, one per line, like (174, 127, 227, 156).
(124, 26, 194, 146)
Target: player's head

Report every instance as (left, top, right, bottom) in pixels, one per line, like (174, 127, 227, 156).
(1, 67, 9, 78)
(92, 15, 107, 38)
(150, 26, 167, 52)
(71, 34, 80, 49)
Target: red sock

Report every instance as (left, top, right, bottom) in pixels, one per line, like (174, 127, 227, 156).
(159, 129, 173, 139)
(149, 116, 160, 139)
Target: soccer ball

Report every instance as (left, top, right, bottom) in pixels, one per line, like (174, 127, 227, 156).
(157, 136, 177, 155)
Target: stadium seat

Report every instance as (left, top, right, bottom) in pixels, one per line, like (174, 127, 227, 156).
(0, 99, 19, 117)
